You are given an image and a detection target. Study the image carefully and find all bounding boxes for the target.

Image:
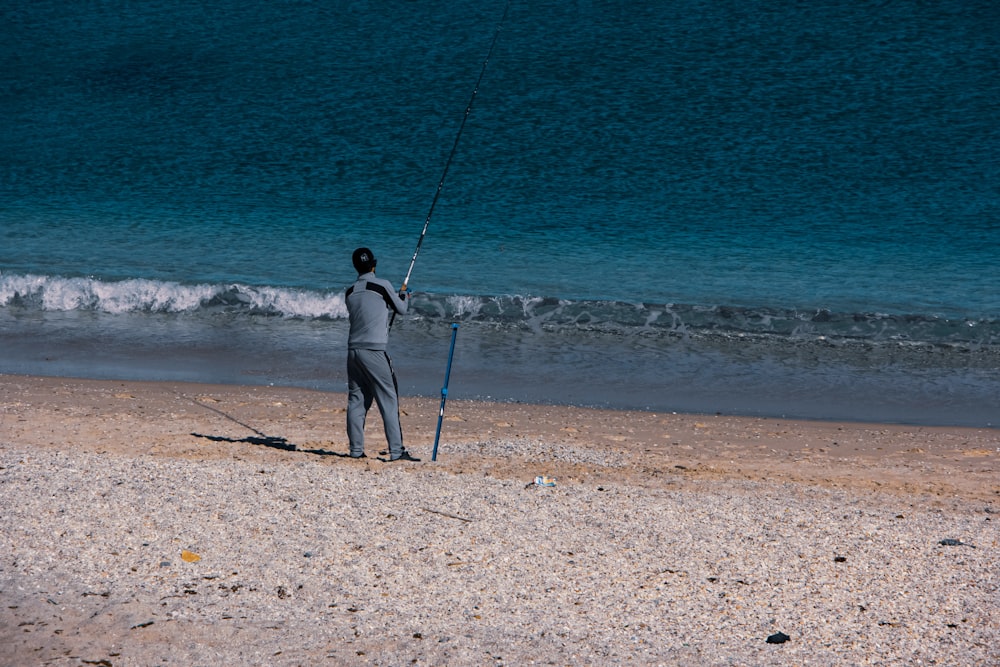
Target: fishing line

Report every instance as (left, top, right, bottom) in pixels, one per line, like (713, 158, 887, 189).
(399, 0, 511, 294)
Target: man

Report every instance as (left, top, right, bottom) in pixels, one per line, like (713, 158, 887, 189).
(345, 247, 420, 462)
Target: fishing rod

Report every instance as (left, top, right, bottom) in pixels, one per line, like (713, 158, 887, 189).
(399, 0, 511, 296)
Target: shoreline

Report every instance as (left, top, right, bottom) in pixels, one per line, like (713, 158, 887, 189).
(2, 374, 997, 665)
(4, 307, 998, 430)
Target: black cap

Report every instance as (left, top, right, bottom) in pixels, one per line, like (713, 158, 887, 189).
(352, 247, 377, 274)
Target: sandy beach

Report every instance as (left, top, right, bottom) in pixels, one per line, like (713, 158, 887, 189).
(1, 374, 997, 665)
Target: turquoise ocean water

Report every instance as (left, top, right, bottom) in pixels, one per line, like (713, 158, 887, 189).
(2, 0, 998, 425)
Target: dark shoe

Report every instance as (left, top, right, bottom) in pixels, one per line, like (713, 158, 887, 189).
(350, 453, 367, 459)
(389, 450, 420, 462)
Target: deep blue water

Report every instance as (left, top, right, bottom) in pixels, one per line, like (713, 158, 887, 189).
(2, 0, 998, 426)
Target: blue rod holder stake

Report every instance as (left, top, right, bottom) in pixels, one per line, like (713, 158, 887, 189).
(432, 323, 460, 461)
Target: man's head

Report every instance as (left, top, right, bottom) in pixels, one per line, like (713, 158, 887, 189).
(352, 247, 377, 274)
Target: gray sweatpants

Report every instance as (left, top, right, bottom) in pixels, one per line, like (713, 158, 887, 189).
(346, 348, 403, 458)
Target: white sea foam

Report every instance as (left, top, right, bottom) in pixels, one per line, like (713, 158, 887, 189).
(443, 294, 485, 317)
(0, 272, 347, 318)
(1, 271, 997, 346)
(239, 284, 348, 318)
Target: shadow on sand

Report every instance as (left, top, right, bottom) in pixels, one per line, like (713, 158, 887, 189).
(189, 431, 349, 457)
(185, 395, 349, 457)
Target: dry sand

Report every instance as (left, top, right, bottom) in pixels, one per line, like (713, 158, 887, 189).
(1, 374, 997, 665)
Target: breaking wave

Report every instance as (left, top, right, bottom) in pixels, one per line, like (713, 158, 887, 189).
(1, 271, 996, 347)
(0, 272, 348, 318)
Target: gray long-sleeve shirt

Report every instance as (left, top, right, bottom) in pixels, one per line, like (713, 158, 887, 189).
(345, 272, 408, 350)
